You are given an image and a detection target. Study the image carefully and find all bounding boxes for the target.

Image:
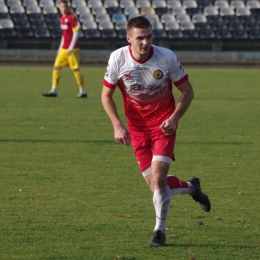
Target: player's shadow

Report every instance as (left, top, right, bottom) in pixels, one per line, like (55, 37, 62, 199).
(0, 140, 251, 145)
(164, 243, 257, 249)
(177, 141, 251, 145)
(0, 139, 115, 143)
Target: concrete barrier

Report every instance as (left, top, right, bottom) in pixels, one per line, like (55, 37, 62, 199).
(1, 49, 260, 61)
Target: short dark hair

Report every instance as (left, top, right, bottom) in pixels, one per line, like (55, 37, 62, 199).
(127, 16, 152, 34)
(60, 0, 69, 5)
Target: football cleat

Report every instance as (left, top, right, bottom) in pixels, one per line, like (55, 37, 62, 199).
(77, 93, 87, 98)
(42, 92, 57, 97)
(148, 230, 166, 247)
(188, 177, 211, 212)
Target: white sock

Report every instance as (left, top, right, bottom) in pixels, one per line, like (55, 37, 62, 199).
(153, 185, 171, 233)
(80, 88, 86, 94)
(51, 86, 57, 94)
(187, 182, 195, 196)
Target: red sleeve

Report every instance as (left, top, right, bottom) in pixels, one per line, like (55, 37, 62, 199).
(69, 14, 78, 30)
(103, 79, 117, 89)
(173, 74, 188, 86)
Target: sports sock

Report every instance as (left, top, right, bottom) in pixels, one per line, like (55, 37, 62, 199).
(51, 86, 57, 94)
(167, 175, 194, 196)
(153, 185, 171, 233)
(52, 69, 60, 89)
(79, 87, 87, 95)
(73, 70, 84, 89)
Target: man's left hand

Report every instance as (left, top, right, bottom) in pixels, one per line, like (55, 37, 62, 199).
(160, 118, 177, 135)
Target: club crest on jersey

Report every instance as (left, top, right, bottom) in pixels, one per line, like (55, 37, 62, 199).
(153, 70, 163, 79)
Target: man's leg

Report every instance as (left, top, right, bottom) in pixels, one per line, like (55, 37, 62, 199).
(148, 159, 171, 247)
(144, 168, 193, 195)
(69, 49, 87, 98)
(132, 130, 210, 247)
(72, 68, 87, 97)
(51, 66, 61, 93)
(43, 49, 67, 97)
(42, 66, 61, 97)
(144, 159, 210, 247)
(144, 171, 210, 210)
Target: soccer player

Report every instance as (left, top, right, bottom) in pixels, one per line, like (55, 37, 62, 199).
(43, 0, 87, 98)
(101, 16, 211, 247)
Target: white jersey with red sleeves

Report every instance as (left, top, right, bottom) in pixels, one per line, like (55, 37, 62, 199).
(103, 45, 188, 131)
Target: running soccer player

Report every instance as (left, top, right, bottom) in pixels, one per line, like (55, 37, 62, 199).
(101, 16, 211, 247)
(43, 0, 87, 98)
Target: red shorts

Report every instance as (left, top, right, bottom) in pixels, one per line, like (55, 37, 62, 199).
(131, 128, 176, 173)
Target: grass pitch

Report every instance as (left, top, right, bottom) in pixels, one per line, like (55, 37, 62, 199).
(0, 65, 259, 260)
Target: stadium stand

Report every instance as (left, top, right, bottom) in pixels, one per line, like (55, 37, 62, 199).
(136, 0, 151, 9)
(167, 0, 182, 9)
(84, 28, 100, 38)
(0, 0, 259, 51)
(168, 28, 183, 38)
(152, 0, 168, 16)
(214, 0, 230, 10)
(120, 0, 135, 9)
(140, 6, 155, 15)
(17, 27, 33, 37)
(101, 28, 117, 38)
(231, 0, 246, 9)
(249, 28, 260, 38)
(183, 0, 199, 16)
(87, 0, 102, 8)
(111, 12, 127, 23)
(165, 20, 180, 30)
(117, 28, 126, 38)
(200, 28, 216, 38)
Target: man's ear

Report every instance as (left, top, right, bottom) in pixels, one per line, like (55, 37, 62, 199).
(126, 34, 131, 44)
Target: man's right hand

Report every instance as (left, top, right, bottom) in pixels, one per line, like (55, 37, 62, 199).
(114, 125, 131, 146)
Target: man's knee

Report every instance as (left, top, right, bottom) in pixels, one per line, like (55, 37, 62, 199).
(152, 173, 167, 189)
(151, 159, 170, 189)
(54, 66, 61, 70)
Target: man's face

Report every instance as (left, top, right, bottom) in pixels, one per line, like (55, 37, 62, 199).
(59, 2, 70, 15)
(126, 27, 153, 60)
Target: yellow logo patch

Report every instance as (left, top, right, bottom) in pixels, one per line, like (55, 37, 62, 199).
(153, 70, 163, 79)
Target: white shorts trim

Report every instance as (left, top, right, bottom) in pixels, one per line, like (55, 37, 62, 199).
(142, 167, 151, 177)
(152, 155, 172, 164)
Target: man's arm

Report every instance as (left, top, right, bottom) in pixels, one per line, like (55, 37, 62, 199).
(58, 36, 64, 54)
(101, 85, 131, 146)
(160, 79, 194, 135)
(68, 30, 80, 53)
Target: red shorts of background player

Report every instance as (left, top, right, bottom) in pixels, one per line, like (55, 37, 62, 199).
(131, 128, 176, 173)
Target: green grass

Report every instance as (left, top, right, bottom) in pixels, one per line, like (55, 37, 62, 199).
(0, 66, 259, 260)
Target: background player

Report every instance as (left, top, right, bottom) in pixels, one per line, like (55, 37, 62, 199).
(43, 0, 87, 98)
(101, 16, 211, 247)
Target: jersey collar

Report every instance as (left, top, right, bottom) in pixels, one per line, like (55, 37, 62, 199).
(128, 45, 154, 64)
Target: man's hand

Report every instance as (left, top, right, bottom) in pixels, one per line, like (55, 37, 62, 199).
(160, 118, 177, 135)
(114, 125, 131, 146)
(67, 49, 73, 55)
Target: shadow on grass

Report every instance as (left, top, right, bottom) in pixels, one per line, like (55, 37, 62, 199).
(0, 139, 115, 143)
(0, 139, 251, 145)
(177, 141, 251, 145)
(194, 98, 260, 100)
(164, 243, 258, 249)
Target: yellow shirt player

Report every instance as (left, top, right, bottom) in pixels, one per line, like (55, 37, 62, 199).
(43, 0, 87, 98)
